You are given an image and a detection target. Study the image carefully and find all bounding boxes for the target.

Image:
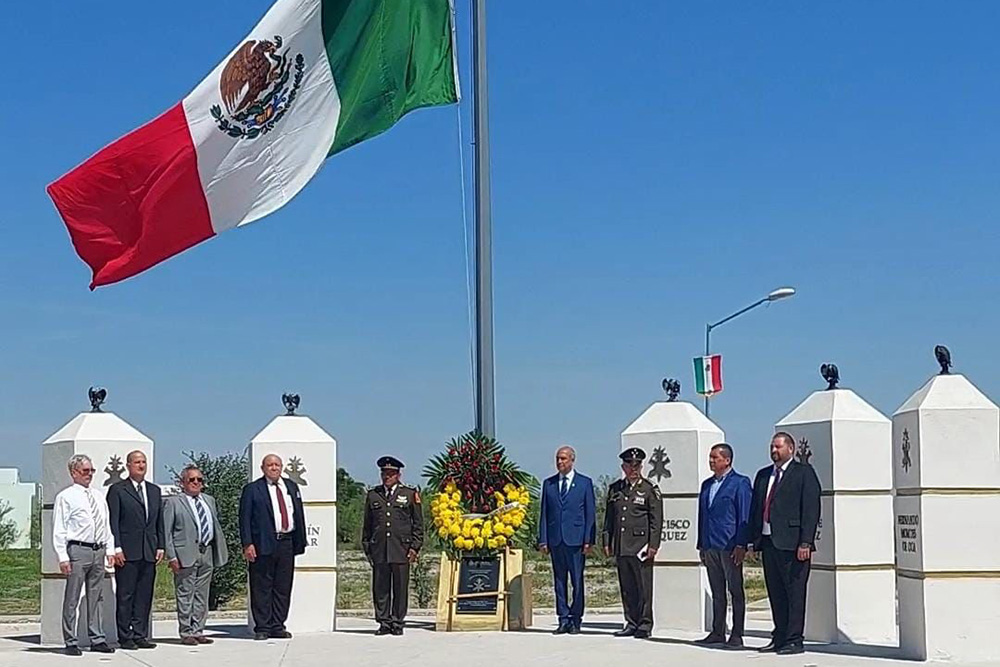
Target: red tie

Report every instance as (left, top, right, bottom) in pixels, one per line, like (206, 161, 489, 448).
(275, 482, 290, 533)
(763, 467, 782, 524)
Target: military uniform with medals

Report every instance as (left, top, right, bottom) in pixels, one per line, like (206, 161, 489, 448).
(603, 448, 662, 638)
(362, 456, 423, 635)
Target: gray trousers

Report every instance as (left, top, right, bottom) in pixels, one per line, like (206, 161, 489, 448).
(173, 548, 214, 638)
(704, 549, 746, 638)
(62, 544, 106, 647)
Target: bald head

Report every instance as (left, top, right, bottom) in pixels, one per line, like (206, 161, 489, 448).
(555, 445, 576, 476)
(261, 454, 283, 482)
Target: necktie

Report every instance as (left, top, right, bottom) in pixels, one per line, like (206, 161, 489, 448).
(559, 477, 568, 499)
(137, 482, 147, 519)
(86, 489, 104, 544)
(195, 496, 211, 545)
(275, 482, 290, 533)
(763, 467, 783, 524)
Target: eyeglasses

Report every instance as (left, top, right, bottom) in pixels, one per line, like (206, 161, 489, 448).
(186, 477, 205, 484)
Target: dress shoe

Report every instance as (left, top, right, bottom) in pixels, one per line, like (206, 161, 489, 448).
(567, 625, 580, 635)
(725, 636, 744, 649)
(777, 643, 804, 655)
(181, 636, 200, 646)
(613, 626, 636, 637)
(633, 630, 651, 640)
(64, 646, 82, 656)
(135, 639, 157, 649)
(553, 624, 570, 635)
(391, 627, 404, 636)
(268, 630, 292, 639)
(118, 639, 137, 650)
(91, 643, 115, 653)
(694, 633, 725, 646)
(253, 632, 269, 641)
(194, 636, 213, 645)
(758, 640, 781, 653)
(374, 626, 392, 636)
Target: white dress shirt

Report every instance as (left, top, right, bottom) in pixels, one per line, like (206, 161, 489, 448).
(53, 483, 115, 562)
(185, 494, 215, 545)
(762, 458, 793, 537)
(267, 478, 295, 534)
(558, 469, 576, 494)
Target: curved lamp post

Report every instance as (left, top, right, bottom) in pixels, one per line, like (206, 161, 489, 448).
(703, 287, 796, 417)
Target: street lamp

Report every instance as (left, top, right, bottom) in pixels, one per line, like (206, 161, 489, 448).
(703, 287, 796, 417)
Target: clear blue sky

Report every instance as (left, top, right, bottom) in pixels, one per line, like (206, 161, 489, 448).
(3, 1, 999, 487)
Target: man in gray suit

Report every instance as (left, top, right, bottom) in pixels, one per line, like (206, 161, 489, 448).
(163, 465, 228, 646)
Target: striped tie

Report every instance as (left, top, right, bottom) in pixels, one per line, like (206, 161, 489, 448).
(195, 496, 211, 545)
(86, 489, 104, 544)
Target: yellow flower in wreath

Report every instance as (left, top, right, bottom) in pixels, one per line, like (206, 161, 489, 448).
(438, 526, 449, 538)
(474, 536, 485, 548)
(495, 535, 507, 548)
(449, 524, 461, 537)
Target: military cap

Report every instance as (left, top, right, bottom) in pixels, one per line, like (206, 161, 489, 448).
(619, 447, 646, 463)
(377, 456, 405, 470)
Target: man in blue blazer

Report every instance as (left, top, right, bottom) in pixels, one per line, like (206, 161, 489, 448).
(538, 445, 596, 635)
(696, 443, 752, 649)
(239, 454, 307, 640)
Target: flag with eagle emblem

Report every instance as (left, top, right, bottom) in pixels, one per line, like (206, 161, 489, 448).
(693, 354, 723, 396)
(47, 0, 459, 288)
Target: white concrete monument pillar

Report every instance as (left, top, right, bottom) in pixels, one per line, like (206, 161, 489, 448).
(621, 386, 722, 633)
(248, 394, 338, 633)
(775, 368, 896, 646)
(40, 389, 153, 646)
(892, 349, 1000, 662)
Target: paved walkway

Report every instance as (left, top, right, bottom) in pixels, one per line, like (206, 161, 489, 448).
(0, 612, 991, 667)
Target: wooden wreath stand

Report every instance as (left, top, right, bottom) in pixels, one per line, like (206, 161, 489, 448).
(435, 548, 533, 631)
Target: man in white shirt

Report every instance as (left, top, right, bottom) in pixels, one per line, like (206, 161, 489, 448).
(52, 454, 116, 656)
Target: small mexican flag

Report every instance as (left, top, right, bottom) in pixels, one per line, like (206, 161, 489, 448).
(693, 355, 723, 396)
(47, 0, 459, 289)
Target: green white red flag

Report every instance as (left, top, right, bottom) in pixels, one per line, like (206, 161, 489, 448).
(694, 354, 723, 396)
(47, 0, 460, 289)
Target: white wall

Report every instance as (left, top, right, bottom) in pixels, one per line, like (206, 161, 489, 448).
(0, 468, 39, 549)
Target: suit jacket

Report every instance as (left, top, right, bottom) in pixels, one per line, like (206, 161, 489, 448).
(602, 477, 662, 557)
(362, 484, 423, 564)
(162, 493, 229, 568)
(538, 472, 596, 548)
(107, 478, 164, 562)
(696, 470, 752, 552)
(239, 477, 307, 557)
(748, 460, 821, 552)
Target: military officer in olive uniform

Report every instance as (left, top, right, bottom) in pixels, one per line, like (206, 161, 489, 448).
(362, 456, 423, 636)
(603, 448, 663, 639)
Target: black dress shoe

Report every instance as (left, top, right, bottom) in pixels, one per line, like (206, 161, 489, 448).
(553, 625, 570, 635)
(567, 625, 580, 635)
(119, 639, 137, 650)
(633, 630, 651, 640)
(64, 646, 82, 656)
(254, 632, 269, 641)
(268, 630, 292, 639)
(391, 627, 404, 636)
(374, 626, 392, 636)
(135, 639, 157, 649)
(725, 636, 744, 649)
(694, 633, 725, 646)
(613, 626, 636, 637)
(90, 643, 115, 653)
(758, 641, 782, 653)
(777, 643, 804, 655)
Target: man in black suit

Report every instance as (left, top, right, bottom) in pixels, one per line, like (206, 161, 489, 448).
(107, 450, 164, 650)
(748, 432, 821, 656)
(239, 454, 307, 641)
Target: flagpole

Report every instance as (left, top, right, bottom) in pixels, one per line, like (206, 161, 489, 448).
(472, 0, 495, 437)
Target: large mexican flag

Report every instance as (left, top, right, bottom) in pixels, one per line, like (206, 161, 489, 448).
(693, 354, 723, 396)
(47, 0, 459, 288)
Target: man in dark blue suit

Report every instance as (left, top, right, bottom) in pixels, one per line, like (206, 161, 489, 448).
(239, 454, 307, 641)
(538, 445, 596, 635)
(696, 443, 752, 649)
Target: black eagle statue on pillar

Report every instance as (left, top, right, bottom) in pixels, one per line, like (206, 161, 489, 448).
(934, 345, 952, 375)
(661, 378, 681, 402)
(282, 392, 300, 416)
(820, 363, 839, 390)
(88, 387, 107, 413)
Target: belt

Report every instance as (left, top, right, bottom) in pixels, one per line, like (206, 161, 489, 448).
(67, 540, 105, 550)
(276, 532, 293, 541)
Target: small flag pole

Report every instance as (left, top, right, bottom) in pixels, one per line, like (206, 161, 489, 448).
(703, 324, 711, 417)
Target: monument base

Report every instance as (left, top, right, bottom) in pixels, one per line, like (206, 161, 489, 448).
(805, 568, 896, 645)
(41, 575, 117, 647)
(285, 571, 338, 633)
(652, 564, 708, 633)
(898, 575, 1000, 662)
(434, 549, 532, 632)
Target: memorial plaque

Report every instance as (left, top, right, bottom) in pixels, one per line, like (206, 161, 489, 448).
(456, 558, 501, 615)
